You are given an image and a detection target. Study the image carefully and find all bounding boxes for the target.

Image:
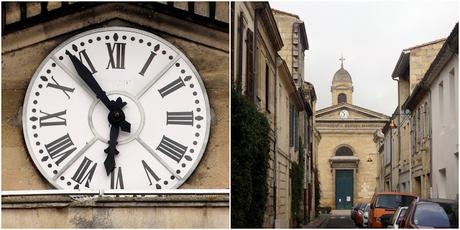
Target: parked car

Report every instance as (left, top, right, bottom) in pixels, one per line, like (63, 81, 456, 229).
(351, 203, 363, 220)
(362, 203, 371, 228)
(400, 199, 458, 228)
(354, 203, 367, 227)
(387, 206, 407, 229)
(368, 192, 417, 228)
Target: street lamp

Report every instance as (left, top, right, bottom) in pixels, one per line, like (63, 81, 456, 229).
(389, 109, 411, 129)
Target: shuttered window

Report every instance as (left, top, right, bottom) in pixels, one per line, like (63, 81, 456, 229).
(245, 29, 254, 101)
(289, 104, 294, 147)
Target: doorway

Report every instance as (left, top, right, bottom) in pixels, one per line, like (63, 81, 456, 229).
(335, 170, 353, 209)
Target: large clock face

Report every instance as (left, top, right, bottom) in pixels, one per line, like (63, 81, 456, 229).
(22, 27, 210, 190)
(339, 110, 349, 119)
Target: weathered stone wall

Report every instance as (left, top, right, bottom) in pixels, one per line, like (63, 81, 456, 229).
(2, 195, 229, 228)
(408, 40, 445, 93)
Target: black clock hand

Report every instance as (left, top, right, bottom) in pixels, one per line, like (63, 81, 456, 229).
(104, 123, 120, 175)
(66, 50, 112, 109)
(65, 50, 131, 132)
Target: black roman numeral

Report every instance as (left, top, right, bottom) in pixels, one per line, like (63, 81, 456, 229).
(106, 43, 126, 69)
(158, 77, 185, 98)
(39, 110, 66, 127)
(141, 160, 161, 187)
(139, 51, 157, 76)
(78, 49, 97, 74)
(110, 167, 124, 189)
(45, 133, 77, 166)
(47, 76, 75, 99)
(156, 135, 188, 163)
(167, 111, 194, 126)
(71, 156, 97, 188)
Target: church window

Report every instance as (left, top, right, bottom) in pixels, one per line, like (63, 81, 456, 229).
(338, 93, 347, 103)
(336, 146, 353, 156)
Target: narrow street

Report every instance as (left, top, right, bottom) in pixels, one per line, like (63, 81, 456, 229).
(321, 215, 356, 228)
(319, 210, 357, 228)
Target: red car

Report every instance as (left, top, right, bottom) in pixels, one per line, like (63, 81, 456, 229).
(354, 203, 367, 227)
(400, 199, 458, 228)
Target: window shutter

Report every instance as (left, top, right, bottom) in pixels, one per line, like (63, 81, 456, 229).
(236, 14, 244, 90)
(289, 104, 293, 147)
(245, 29, 254, 101)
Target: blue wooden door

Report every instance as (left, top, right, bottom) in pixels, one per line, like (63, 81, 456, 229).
(335, 170, 353, 209)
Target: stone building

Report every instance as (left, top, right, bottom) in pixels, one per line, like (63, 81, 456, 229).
(316, 59, 388, 209)
(389, 37, 445, 195)
(231, 2, 316, 227)
(401, 23, 458, 200)
(2, 2, 229, 228)
(272, 8, 317, 225)
(302, 82, 318, 222)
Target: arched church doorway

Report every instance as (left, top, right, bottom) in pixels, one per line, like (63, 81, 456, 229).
(335, 170, 353, 209)
(333, 146, 356, 209)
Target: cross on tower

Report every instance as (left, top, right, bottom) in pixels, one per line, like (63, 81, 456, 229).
(339, 55, 345, 68)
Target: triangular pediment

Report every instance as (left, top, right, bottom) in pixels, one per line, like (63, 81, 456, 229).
(316, 103, 389, 120)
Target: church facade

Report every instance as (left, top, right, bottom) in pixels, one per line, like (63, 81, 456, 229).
(316, 59, 389, 209)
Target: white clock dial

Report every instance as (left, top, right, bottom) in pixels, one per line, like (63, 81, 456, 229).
(339, 110, 349, 119)
(22, 27, 210, 190)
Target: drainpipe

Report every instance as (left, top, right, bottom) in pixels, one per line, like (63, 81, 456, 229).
(408, 113, 412, 194)
(392, 77, 401, 192)
(428, 90, 433, 198)
(273, 55, 281, 228)
(389, 128, 392, 191)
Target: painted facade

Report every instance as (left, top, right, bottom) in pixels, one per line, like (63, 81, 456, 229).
(379, 24, 458, 202)
(388, 36, 445, 195)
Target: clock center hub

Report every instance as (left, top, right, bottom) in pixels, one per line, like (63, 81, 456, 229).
(89, 91, 145, 144)
(108, 109, 125, 125)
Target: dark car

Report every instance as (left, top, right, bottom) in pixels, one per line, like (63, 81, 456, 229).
(354, 203, 367, 227)
(351, 203, 363, 220)
(400, 199, 458, 228)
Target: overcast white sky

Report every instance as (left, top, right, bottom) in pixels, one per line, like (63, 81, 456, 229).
(270, 0, 459, 115)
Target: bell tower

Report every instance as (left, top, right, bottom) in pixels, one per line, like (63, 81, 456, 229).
(331, 56, 353, 105)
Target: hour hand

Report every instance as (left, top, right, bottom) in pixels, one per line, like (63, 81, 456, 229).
(104, 124, 120, 175)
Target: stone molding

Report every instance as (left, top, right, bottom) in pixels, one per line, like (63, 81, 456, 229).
(2, 194, 229, 209)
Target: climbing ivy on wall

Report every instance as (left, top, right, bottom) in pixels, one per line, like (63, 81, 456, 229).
(315, 169, 321, 216)
(231, 88, 270, 228)
(291, 138, 305, 227)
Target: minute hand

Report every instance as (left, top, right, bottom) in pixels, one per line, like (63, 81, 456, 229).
(65, 50, 112, 109)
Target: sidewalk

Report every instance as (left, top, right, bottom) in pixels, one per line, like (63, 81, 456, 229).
(330, 209, 350, 216)
(301, 214, 329, 228)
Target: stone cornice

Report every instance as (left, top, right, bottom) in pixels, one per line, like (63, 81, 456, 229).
(2, 3, 229, 54)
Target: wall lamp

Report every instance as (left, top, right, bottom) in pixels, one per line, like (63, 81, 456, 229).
(389, 109, 411, 129)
